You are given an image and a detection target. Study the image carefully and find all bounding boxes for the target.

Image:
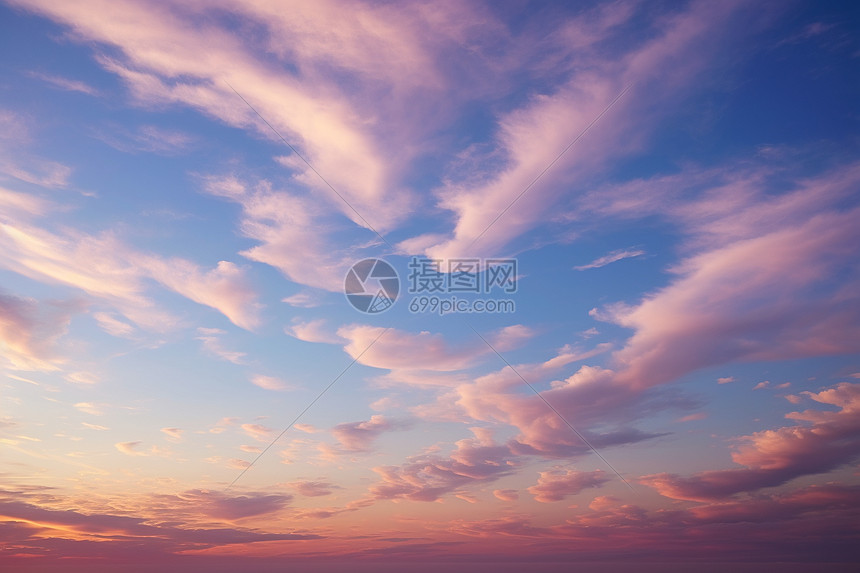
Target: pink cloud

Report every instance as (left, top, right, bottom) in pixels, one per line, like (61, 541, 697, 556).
(528, 468, 608, 502)
(159, 488, 293, 521)
(285, 319, 342, 344)
(337, 323, 533, 373)
(0, 493, 313, 563)
(446, 483, 860, 563)
(0, 221, 260, 331)
(115, 441, 146, 456)
(450, 362, 676, 457)
(250, 374, 291, 392)
(369, 428, 515, 502)
(161, 427, 183, 442)
(74, 402, 103, 416)
(0, 291, 82, 371)
(289, 480, 341, 497)
(195, 327, 246, 364)
(642, 383, 860, 501)
(145, 259, 259, 330)
(587, 163, 860, 391)
(92, 311, 135, 337)
(492, 489, 519, 502)
(330, 415, 408, 453)
(677, 412, 707, 422)
(0, 185, 49, 216)
(240, 423, 274, 442)
(420, 1, 753, 261)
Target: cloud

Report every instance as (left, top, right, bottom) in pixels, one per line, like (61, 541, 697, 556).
(337, 324, 532, 373)
(331, 415, 408, 452)
(641, 383, 860, 501)
(0, 185, 49, 217)
(147, 259, 260, 330)
(420, 1, 756, 260)
(92, 311, 135, 337)
(285, 319, 342, 344)
(445, 484, 860, 563)
(446, 358, 677, 457)
(289, 480, 341, 497)
(590, 162, 860, 391)
(717, 376, 735, 384)
(0, 489, 312, 562)
(161, 427, 183, 442)
(281, 291, 322, 308)
(574, 248, 645, 271)
(369, 428, 515, 502)
(250, 375, 291, 391)
(94, 124, 194, 155)
(195, 327, 246, 364)
(156, 488, 293, 521)
(65, 371, 98, 385)
(28, 71, 100, 95)
(227, 458, 251, 470)
(208, 416, 238, 434)
(0, 110, 73, 188)
(199, 175, 368, 292)
(241, 423, 274, 442)
(677, 412, 707, 422)
(528, 468, 609, 502)
(492, 489, 519, 502)
(74, 402, 103, 416)
(0, 291, 83, 371)
(81, 422, 109, 431)
(115, 441, 146, 456)
(293, 423, 319, 434)
(0, 221, 260, 331)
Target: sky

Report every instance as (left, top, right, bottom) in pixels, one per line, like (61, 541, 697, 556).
(0, 0, 859, 571)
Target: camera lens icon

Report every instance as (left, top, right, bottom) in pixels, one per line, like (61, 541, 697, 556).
(344, 258, 399, 314)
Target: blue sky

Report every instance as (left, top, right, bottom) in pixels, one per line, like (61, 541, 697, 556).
(1, 1, 859, 570)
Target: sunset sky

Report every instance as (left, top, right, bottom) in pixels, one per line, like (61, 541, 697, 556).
(1, 0, 859, 571)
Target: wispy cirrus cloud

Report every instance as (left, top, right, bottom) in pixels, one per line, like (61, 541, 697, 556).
(0, 222, 260, 330)
(574, 248, 645, 271)
(419, 0, 757, 260)
(591, 162, 860, 391)
(27, 71, 100, 95)
(93, 123, 195, 155)
(0, 291, 82, 371)
(195, 327, 247, 364)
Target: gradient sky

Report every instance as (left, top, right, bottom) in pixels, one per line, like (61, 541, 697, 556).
(1, 1, 859, 571)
